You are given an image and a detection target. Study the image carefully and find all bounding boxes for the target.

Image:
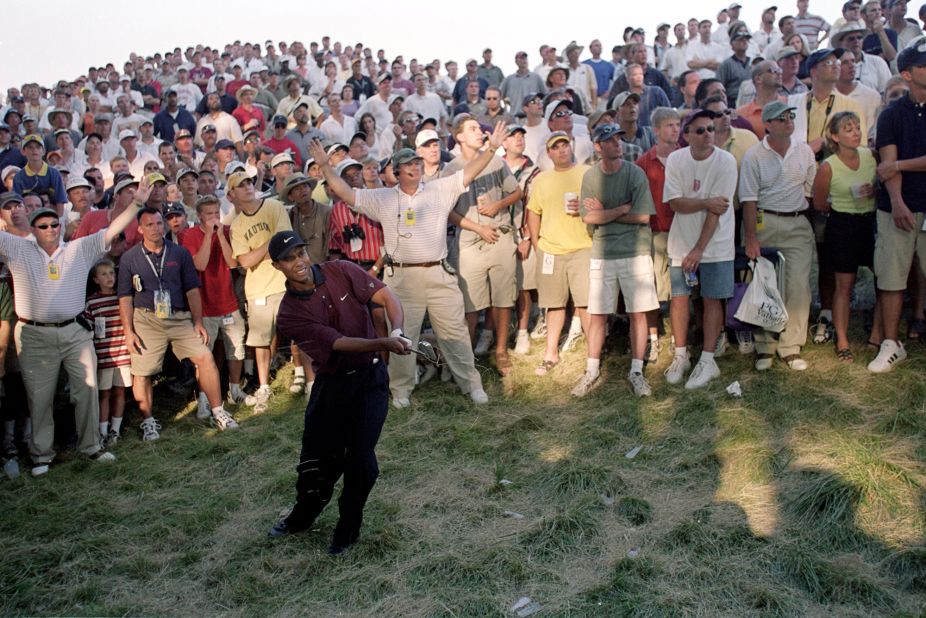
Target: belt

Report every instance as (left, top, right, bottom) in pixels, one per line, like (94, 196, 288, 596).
(345, 357, 380, 375)
(762, 209, 807, 218)
(393, 261, 441, 268)
(18, 317, 76, 328)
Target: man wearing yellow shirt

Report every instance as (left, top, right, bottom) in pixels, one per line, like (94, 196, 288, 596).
(788, 47, 866, 345)
(526, 132, 593, 375)
(228, 171, 293, 412)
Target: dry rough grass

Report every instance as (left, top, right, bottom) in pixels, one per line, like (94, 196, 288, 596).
(1, 320, 925, 616)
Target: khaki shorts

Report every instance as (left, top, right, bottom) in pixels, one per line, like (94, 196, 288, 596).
(204, 309, 247, 360)
(517, 244, 538, 291)
(98, 365, 132, 390)
(130, 310, 211, 377)
(457, 236, 517, 312)
(536, 248, 591, 309)
(588, 255, 660, 315)
(246, 292, 284, 347)
(651, 231, 670, 302)
(874, 210, 926, 291)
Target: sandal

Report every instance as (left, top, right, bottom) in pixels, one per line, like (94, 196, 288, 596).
(496, 353, 513, 377)
(835, 347, 854, 363)
(535, 359, 558, 376)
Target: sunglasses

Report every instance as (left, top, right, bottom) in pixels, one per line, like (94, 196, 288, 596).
(690, 125, 715, 135)
(774, 112, 797, 122)
(553, 110, 573, 118)
(35, 221, 61, 229)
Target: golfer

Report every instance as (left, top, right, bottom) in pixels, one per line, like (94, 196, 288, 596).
(266, 230, 411, 555)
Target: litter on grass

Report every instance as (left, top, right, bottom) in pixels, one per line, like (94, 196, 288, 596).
(511, 596, 543, 616)
(503, 510, 525, 519)
(625, 446, 642, 459)
(726, 381, 742, 397)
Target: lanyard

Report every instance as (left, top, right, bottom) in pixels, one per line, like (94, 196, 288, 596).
(143, 246, 167, 290)
(807, 93, 835, 139)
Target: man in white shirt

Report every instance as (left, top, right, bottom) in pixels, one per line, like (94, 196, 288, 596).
(836, 53, 881, 138)
(136, 119, 163, 159)
(687, 19, 731, 78)
(564, 41, 597, 111)
(172, 65, 203, 111)
(404, 73, 448, 133)
(319, 93, 358, 145)
(662, 109, 738, 390)
(661, 24, 691, 81)
(753, 5, 783, 51)
(833, 20, 892, 92)
(355, 74, 394, 135)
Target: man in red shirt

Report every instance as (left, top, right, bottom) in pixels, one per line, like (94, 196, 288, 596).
(327, 159, 385, 274)
(263, 115, 303, 168)
(180, 195, 249, 407)
(231, 86, 265, 136)
(72, 176, 141, 253)
(635, 107, 681, 362)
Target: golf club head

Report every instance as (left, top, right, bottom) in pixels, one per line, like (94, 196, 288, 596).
(414, 340, 440, 365)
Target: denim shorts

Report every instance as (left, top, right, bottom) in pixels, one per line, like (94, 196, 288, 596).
(669, 260, 734, 300)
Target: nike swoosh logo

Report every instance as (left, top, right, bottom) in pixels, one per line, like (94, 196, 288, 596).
(340, 294, 348, 301)
(283, 237, 293, 243)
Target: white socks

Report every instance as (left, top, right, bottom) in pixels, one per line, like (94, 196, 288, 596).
(630, 358, 644, 373)
(675, 347, 687, 358)
(568, 315, 582, 335)
(586, 358, 600, 376)
(294, 366, 305, 378)
(99, 421, 109, 438)
(701, 351, 715, 363)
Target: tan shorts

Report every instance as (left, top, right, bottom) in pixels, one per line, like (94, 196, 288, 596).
(536, 248, 591, 309)
(130, 310, 211, 376)
(98, 365, 132, 390)
(204, 309, 247, 360)
(246, 292, 284, 347)
(588, 255, 660, 315)
(651, 231, 670, 302)
(874, 210, 926, 292)
(517, 245, 538, 291)
(457, 236, 517, 312)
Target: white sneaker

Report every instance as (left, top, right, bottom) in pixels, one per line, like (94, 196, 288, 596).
(393, 397, 410, 408)
(664, 352, 691, 385)
(473, 330, 493, 357)
(140, 417, 161, 441)
(628, 371, 652, 397)
(31, 464, 49, 477)
(714, 332, 728, 358)
(245, 386, 271, 413)
(514, 331, 531, 355)
(571, 371, 600, 397)
(755, 355, 774, 371)
(867, 340, 907, 374)
(685, 359, 720, 390)
(196, 392, 212, 420)
(530, 314, 547, 339)
(784, 355, 808, 371)
(560, 330, 583, 353)
(212, 408, 239, 431)
(226, 385, 247, 405)
(645, 339, 661, 363)
(470, 389, 489, 405)
(289, 375, 306, 394)
(89, 450, 116, 462)
(735, 330, 755, 354)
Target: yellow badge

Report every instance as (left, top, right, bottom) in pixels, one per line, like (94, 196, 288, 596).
(756, 210, 765, 231)
(47, 262, 60, 280)
(405, 208, 416, 226)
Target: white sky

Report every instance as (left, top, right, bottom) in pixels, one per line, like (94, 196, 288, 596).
(2, 0, 856, 91)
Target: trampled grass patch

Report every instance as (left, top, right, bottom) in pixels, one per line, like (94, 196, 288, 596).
(2, 332, 926, 616)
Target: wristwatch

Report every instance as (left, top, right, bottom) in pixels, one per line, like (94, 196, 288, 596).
(371, 265, 380, 273)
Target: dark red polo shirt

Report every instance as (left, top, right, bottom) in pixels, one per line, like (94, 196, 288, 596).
(276, 260, 385, 375)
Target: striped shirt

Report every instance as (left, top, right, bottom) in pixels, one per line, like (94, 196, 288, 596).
(793, 14, 830, 49)
(84, 292, 130, 369)
(353, 171, 466, 263)
(328, 201, 384, 263)
(739, 138, 817, 213)
(0, 230, 108, 321)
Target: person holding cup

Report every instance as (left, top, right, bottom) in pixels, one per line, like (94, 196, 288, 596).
(811, 111, 876, 362)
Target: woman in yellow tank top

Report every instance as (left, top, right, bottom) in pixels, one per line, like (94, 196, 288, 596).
(811, 111, 876, 363)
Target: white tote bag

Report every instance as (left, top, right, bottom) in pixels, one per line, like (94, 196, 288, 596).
(733, 257, 789, 333)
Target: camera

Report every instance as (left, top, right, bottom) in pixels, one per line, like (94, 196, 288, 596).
(342, 223, 365, 241)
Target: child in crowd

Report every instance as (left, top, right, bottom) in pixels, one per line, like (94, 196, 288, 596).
(85, 259, 132, 445)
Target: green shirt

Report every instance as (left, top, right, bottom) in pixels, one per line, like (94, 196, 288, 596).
(580, 162, 655, 260)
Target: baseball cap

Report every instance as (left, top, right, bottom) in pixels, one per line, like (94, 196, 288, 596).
(775, 46, 801, 61)
(114, 177, 139, 194)
(270, 152, 295, 168)
(326, 143, 348, 156)
(391, 148, 422, 167)
(118, 129, 137, 141)
(0, 192, 23, 209)
(215, 139, 236, 150)
(22, 134, 45, 149)
(147, 172, 167, 185)
(201, 123, 217, 134)
(806, 48, 845, 70)
(545, 131, 571, 149)
(350, 131, 368, 144)
(414, 129, 440, 147)
(271, 114, 288, 126)
(591, 123, 626, 143)
(611, 91, 641, 110)
(224, 160, 247, 176)
(543, 99, 573, 123)
(505, 124, 527, 136)
(898, 35, 926, 71)
(268, 230, 308, 262)
(761, 100, 797, 122)
(1, 166, 21, 181)
(29, 207, 59, 226)
(174, 129, 192, 139)
(521, 92, 542, 108)
(731, 31, 752, 42)
(176, 167, 198, 181)
(335, 158, 362, 177)
(163, 203, 186, 218)
(65, 176, 92, 192)
(682, 109, 718, 133)
(226, 171, 253, 191)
